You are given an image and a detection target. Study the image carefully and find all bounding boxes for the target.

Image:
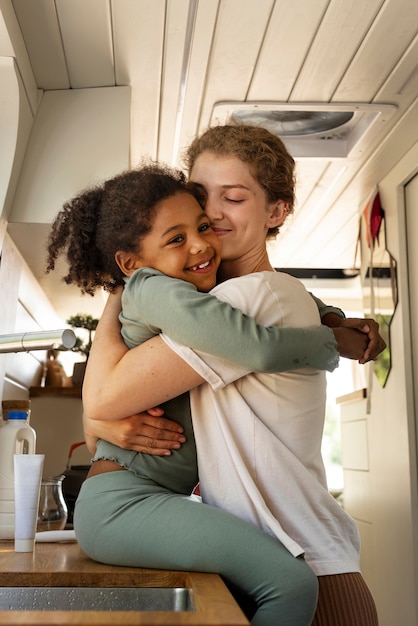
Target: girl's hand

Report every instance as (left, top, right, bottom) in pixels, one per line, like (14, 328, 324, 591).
(339, 317, 386, 363)
(332, 327, 369, 362)
(325, 313, 386, 364)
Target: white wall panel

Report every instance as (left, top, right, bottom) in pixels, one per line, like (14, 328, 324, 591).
(1, 0, 39, 113)
(112, 0, 165, 164)
(9, 86, 130, 224)
(56, 0, 114, 88)
(12, 0, 69, 89)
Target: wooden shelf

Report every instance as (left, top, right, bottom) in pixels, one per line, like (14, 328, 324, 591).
(336, 388, 367, 404)
(30, 386, 82, 398)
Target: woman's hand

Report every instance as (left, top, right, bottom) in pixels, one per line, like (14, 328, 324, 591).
(83, 407, 186, 456)
(324, 313, 386, 363)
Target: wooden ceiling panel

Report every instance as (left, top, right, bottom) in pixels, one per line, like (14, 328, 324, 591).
(199, 0, 274, 129)
(279, 145, 384, 268)
(248, 0, 329, 100)
(299, 197, 361, 267)
(172, 0, 220, 166)
(333, 0, 418, 102)
(375, 35, 418, 104)
(270, 161, 350, 266)
(157, 0, 191, 163)
(270, 206, 360, 270)
(295, 162, 348, 229)
(292, 160, 332, 209)
(290, 0, 385, 101)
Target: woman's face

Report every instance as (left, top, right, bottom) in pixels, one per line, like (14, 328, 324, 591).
(189, 152, 283, 263)
(116, 192, 222, 293)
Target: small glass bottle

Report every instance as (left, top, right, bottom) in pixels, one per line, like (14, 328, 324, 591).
(37, 475, 68, 532)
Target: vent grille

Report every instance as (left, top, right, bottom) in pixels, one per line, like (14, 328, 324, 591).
(211, 102, 397, 159)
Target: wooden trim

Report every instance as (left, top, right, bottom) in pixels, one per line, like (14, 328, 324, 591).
(29, 387, 82, 398)
(336, 388, 367, 404)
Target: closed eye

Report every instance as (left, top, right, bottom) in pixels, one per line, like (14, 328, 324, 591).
(224, 197, 244, 203)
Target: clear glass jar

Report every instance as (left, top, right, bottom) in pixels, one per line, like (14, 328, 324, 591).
(37, 475, 68, 531)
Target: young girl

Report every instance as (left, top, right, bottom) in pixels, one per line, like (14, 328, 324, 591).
(46, 161, 335, 626)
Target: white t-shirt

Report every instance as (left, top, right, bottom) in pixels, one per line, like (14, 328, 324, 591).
(162, 271, 361, 575)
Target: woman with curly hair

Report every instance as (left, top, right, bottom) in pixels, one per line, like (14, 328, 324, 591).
(48, 128, 381, 625)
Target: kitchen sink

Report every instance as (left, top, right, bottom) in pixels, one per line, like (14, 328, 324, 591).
(0, 541, 249, 624)
(0, 587, 194, 611)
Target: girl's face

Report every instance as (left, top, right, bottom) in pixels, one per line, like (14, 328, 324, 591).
(189, 152, 285, 263)
(116, 192, 221, 293)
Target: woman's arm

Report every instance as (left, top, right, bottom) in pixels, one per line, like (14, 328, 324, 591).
(87, 274, 344, 421)
(83, 287, 375, 451)
(84, 283, 373, 423)
(83, 288, 205, 421)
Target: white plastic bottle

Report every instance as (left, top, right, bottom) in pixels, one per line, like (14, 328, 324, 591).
(0, 401, 36, 539)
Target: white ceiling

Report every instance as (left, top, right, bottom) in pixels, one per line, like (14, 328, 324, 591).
(6, 0, 418, 321)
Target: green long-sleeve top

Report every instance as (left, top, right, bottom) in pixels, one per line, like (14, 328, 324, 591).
(120, 267, 340, 373)
(93, 267, 340, 494)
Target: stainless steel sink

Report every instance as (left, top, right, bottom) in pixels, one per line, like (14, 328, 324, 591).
(0, 587, 194, 611)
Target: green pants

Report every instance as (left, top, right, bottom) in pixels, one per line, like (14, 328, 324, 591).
(74, 471, 318, 626)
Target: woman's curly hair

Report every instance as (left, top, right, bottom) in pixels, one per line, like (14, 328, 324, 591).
(183, 124, 296, 239)
(46, 161, 204, 295)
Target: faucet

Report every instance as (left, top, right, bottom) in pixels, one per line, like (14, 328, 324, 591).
(0, 330, 76, 354)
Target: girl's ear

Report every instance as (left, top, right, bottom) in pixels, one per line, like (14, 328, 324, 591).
(115, 250, 141, 276)
(266, 200, 288, 229)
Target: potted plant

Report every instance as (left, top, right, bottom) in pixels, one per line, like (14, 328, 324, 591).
(66, 314, 99, 386)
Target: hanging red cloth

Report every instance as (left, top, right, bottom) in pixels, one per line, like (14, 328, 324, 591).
(363, 189, 384, 247)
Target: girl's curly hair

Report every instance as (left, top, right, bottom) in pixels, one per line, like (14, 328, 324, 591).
(183, 124, 296, 239)
(46, 161, 204, 295)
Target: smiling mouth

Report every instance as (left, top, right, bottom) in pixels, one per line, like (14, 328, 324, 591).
(189, 260, 211, 271)
(212, 227, 231, 236)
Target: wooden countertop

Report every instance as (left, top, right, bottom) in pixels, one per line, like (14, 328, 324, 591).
(0, 541, 248, 625)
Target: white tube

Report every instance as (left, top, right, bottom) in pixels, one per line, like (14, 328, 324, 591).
(14, 454, 44, 552)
